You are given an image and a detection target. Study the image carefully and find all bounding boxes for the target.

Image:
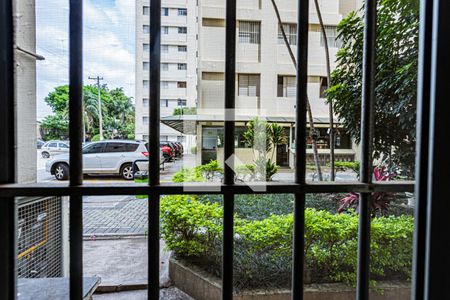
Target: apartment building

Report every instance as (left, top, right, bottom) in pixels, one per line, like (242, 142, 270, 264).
(162, 0, 362, 167)
(135, 0, 198, 145)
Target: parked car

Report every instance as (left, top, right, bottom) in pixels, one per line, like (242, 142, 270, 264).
(160, 141, 177, 161)
(160, 143, 174, 162)
(169, 142, 182, 158)
(41, 140, 70, 158)
(45, 140, 164, 180)
(37, 139, 45, 149)
(173, 142, 184, 156)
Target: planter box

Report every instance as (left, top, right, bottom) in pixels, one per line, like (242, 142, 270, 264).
(169, 258, 411, 300)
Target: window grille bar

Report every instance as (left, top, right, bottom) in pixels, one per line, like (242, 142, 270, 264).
(292, 0, 309, 299)
(148, 0, 161, 298)
(223, 0, 237, 298)
(0, 0, 16, 297)
(68, 0, 84, 298)
(357, 0, 377, 299)
(412, 0, 433, 298)
(423, 0, 450, 297)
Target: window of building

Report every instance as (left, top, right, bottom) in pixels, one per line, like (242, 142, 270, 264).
(177, 99, 187, 106)
(143, 6, 149, 15)
(320, 25, 342, 48)
(143, 62, 149, 71)
(143, 116, 149, 125)
(162, 45, 169, 53)
(177, 136, 185, 142)
(239, 21, 260, 44)
(177, 81, 187, 88)
(161, 81, 169, 89)
(238, 74, 260, 96)
(162, 7, 169, 16)
(160, 99, 169, 107)
(143, 43, 150, 52)
(143, 98, 149, 107)
(161, 26, 169, 34)
(143, 80, 149, 89)
(161, 63, 169, 71)
(160, 135, 169, 141)
(178, 45, 187, 52)
(177, 63, 187, 70)
(277, 75, 296, 97)
(143, 25, 150, 34)
(278, 23, 297, 45)
(178, 27, 187, 34)
(320, 77, 328, 98)
(178, 8, 187, 16)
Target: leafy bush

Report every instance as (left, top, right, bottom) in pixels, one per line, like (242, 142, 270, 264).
(172, 160, 223, 183)
(334, 161, 360, 173)
(161, 195, 414, 290)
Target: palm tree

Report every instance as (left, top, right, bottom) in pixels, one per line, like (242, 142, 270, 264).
(270, 0, 323, 180)
(270, 123, 287, 161)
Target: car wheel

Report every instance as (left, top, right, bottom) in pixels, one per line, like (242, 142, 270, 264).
(42, 151, 50, 158)
(120, 163, 134, 180)
(54, 163, 69, 180)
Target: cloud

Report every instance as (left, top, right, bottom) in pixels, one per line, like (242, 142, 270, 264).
(36, 0, 135, 119)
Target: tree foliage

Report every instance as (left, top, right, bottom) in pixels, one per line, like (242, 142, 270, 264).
(41, 85, 135, 140)
(328, 0, 419, 177)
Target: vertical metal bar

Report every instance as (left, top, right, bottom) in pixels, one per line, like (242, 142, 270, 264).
(223, 0, 236, 298)
(0, 0, 17, 298)
(148, 0, 161, 298)
(424, 0, 450, 298)
(412, 0, 433, 298)
(292, 0, 308, 299)
(69, 0, 84, 298)
(357, 0, 377, 299)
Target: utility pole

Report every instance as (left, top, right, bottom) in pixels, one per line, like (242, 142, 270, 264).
(88, 76, 104, 140)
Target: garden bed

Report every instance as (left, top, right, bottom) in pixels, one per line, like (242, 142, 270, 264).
(169, 258, 411, 300)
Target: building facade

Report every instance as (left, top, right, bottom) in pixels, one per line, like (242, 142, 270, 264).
(135, 0, 198, 144)
(190, 0, 361, 167)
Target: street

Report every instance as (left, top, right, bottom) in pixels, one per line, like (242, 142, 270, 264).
(37, 150, 357, 237)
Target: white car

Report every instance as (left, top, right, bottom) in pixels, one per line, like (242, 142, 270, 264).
(45, 140, 164, 180)
(41, 140, 70, 158)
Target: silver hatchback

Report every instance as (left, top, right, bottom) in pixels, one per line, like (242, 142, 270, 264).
(41, 140, 70, 158)
(45, 140, 164, 180)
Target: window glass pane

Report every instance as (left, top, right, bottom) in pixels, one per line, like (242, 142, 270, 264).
(104, 143, 127, 153)
(143, 6, 149, 15)
(178, 45, 187, 52)
(143, 25, 149, 34)
(178, 63, 187, 70)
(161, 26, 169, 34)
(239, 21, 260, 44)
(178, 8, 187, 16)
(162, 8, 169, 16)
(143, 62, 149, 71)
(178, 27, 187, 34)
(278, 23, 297, 45)
(83, 143, 105, 154)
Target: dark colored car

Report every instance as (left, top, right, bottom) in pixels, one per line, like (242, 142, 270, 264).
(37, 139, 45, 149)
(169, 142, 182, 158)
(173, 142, 184, 156)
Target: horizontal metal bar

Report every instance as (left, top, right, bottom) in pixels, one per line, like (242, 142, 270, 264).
(0, 181, 414, 197)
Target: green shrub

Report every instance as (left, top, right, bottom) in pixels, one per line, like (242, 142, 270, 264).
(172, 160, 223, 183)
(160, 195, 414, 290)
(333, 161, 360, 173)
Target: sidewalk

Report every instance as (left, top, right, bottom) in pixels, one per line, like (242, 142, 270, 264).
(84, 238, 192, 299)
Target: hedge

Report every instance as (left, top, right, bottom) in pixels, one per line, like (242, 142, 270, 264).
(160, 194, 414, 290)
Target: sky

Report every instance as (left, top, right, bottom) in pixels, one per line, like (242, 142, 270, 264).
(36, 0, 135, 119)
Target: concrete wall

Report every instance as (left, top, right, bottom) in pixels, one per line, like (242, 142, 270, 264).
(14, 0, 37, 184)
(170, 258, 411, 300)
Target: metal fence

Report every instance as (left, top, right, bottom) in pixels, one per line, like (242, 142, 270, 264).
(1, 0, 450, 299)
(17, 197, 63, 279)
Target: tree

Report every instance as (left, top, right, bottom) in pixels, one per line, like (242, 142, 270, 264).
(328, 0, 419, 178)
(270, 0, 324, 180)
(41, 84, 135, 141)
